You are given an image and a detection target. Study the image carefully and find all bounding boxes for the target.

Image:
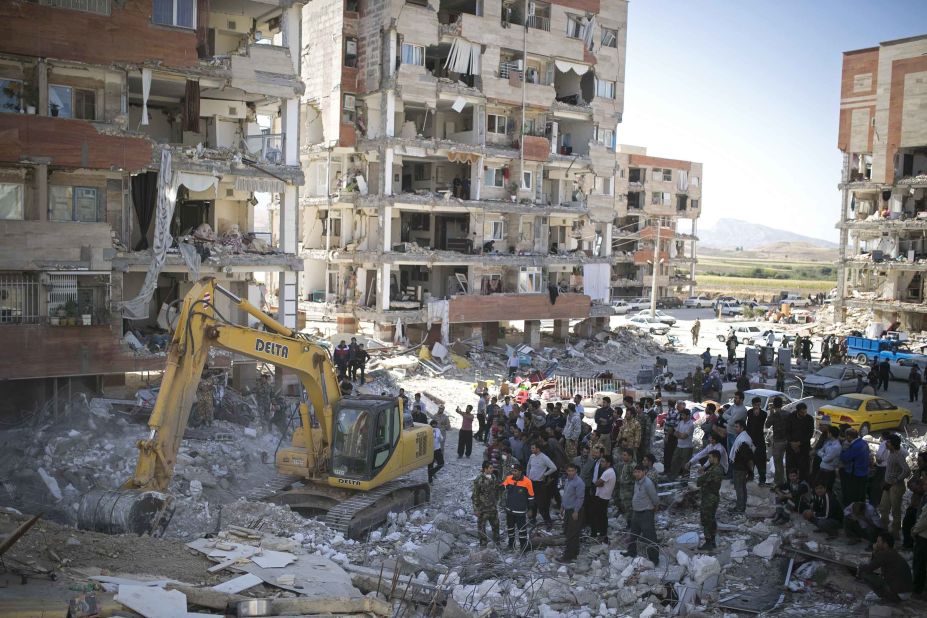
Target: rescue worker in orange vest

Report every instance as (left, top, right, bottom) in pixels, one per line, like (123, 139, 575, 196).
(501, 461, 535, 551)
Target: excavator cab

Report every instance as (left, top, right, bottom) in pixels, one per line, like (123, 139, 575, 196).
(331, 398, 401, 479)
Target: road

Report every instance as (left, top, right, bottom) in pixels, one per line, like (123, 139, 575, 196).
(622, 307, 927, 435)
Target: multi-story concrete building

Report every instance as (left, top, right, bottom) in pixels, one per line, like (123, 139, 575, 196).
(835, 34, 927, 330)
(0, 0, 304, 405)
(298, 0, 701, 346)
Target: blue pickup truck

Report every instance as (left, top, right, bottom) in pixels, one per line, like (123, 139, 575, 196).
(847, 336, 927, 368)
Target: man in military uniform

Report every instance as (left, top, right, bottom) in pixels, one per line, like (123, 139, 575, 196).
(697, 450, 724, 550)
(472, 460, 501, 547)
(614, 448, 636, 526)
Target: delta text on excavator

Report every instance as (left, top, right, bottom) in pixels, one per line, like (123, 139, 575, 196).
(77, 277, 433, 538)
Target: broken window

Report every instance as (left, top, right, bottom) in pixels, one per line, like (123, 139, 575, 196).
(49, 186, 101, 222)
(152, 0, 196, 29)
(49, 84, 96, 120)
(595, 127, 615, 149)
(565, 15, 583, 39)
(628, 168, 644, 183)
(662, 169, 672, 182)
(907, 274, 922, 301)
(0, 79, 23, 113)
(677, 195, 688, 211)
(0, 183, 24, 220)
(601, 28, 618, 48)
(345, 37, 358, 68)
(342, 93, 356, 123)
(401, 44, 425, 66)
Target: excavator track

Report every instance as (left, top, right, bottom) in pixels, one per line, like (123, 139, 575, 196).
(324, 475, 431, 538)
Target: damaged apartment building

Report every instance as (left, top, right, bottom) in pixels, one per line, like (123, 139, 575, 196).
(835, 34, 927, 330)
(299, 0, 701, 346)
(0, 0, 304, 406)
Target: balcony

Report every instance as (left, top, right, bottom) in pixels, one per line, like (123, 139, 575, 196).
(0, 220, 114, 271)
(243, 133, 285, 165)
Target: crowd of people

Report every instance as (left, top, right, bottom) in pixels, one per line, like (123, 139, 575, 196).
(404, 381, 927, 605)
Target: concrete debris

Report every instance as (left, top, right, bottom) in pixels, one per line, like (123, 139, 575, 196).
(752, 534, 781, 560)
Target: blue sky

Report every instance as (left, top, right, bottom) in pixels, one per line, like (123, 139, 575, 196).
(617, 0, 927, 242)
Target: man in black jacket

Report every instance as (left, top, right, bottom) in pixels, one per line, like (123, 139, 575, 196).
(745, 396, 768, 485)
(785, 402, 814, 482)
(802, 481, 843, 538)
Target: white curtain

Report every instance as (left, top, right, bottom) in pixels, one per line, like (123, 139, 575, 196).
(554, 59, 590, 75)
(120, 149, 180, 319)
(676, 170, 688, 192)
(582, 16, 597, 51)
(141, 68, 151, 126)
(426, 299, 450, 348)
(177, 172, 218, 195)
(582, 264, 610, 302)
(444, 38, 481, 76)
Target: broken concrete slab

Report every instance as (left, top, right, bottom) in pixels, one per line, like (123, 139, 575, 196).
(239, 553, 359, 598)
(115, 585, 187, 618)
(211, 573, 262, 594)
(250, 549, 296, 568)
(752, 534, 781, 560)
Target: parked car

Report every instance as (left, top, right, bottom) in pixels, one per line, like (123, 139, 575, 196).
(889, 357, 927, 381)
(780, 293, 811, 307)
(818, 394, 912, 436)
(684, 296, 714, 308)
(609, 300, 630, 315)
(656, 296, 683, 309)
(626, 297, 651, 311)
(635, 309, 677, 326)
(753, 329, 794, 349)
(717, 301, 743, 317)
(656, 400, 719, 428)
(619, 315, 671, 335)
(716, 325, 763, 344)
(802, 364, 871, 400)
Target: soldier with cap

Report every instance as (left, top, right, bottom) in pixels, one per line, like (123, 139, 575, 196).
(697, 450, 724, 550)
(472, 460, 501, 547)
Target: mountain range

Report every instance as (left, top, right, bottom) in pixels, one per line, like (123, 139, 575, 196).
(697, 218, 838, 250)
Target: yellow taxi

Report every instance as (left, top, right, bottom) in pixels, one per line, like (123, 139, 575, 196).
(818, 394, 912, 436)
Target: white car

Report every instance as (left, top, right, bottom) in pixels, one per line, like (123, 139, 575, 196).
(684, 296, 714, 308)
(716, 324, 763, 344)
(626, 297, 650, 311)
(718, 301, 743, 317)
(620, 315, 671, 335)
(635, 309, 677, 326)
(610, 300, 630, 315)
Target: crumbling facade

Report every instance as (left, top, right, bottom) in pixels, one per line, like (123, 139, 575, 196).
(0, 0, 304, 401)
(298, 0, 700, 345)
(835, 34, 927, 330)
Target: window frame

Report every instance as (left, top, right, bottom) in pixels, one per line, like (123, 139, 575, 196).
(342, 93, 356, 123)
(487, 113, 507, 135)
(0, 183, 24, 220)
(489, 220, 506, 240)
(49, 185, 101, 222)
(152, 0, 197, 30)
(662, 168, 672, 182)
(484, 167, 505, 188)
(565, 15, 583, 39)
(601, 28, 618, 48)
(344, 36, 358, 68)
(400, 43, 425, 67)
(523, 171, 533, 190)
(594, 78, 616, 100)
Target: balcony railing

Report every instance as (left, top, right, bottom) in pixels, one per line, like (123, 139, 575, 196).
(243, 133, 285, 165)
(527, 15, 550, 31)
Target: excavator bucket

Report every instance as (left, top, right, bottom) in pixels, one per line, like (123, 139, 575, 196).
(76, 489, 171, 535)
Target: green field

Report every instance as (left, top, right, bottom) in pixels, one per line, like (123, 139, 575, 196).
(697, 255, 836, 281)
(696, 274, 835, 295)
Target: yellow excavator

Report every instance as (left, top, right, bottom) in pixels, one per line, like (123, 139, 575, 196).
(77, 277, 433, 538)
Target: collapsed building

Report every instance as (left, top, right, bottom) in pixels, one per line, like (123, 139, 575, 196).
(835, 34, 927, 331)
(298, 0, 701, 347)
(0, 0, 304, 406)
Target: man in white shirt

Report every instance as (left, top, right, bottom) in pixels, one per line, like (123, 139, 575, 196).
(687, 433, 730, 473)
(527, 442, 559, 526)
(669, 409, 695, 481)
(590, 454, 616, 543)
(428, 420, 444, 483)
(573, 394, 585, 419)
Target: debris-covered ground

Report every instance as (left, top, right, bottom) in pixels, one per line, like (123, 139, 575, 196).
(2, 313, 926, 617)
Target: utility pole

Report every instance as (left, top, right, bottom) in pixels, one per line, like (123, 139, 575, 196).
(519, 0, 528, 191)
(649, 218, 660, 318)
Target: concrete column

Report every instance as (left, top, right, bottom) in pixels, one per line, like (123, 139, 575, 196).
(282, 97, 299, 166)
(246, 283, 263, 328)
(375, 321, 396, 342)
(523, 319, 541, 349)
(37, 60, 48, 116)
(336, 315, 358, 334)
(470, 155, 482, 201)
(36, 164, 48, 221)
(277, 185, 298, 329)
(281, 5, 301, 74)
(379, 263, 391, 311)
(483, 321, 500, 345)
(383, 148, 394, 196)
(385, 91, 396, 137)
(603, 222, 613, 257)
(553, 318, 570, 342)
(382, 204, 392, 250)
